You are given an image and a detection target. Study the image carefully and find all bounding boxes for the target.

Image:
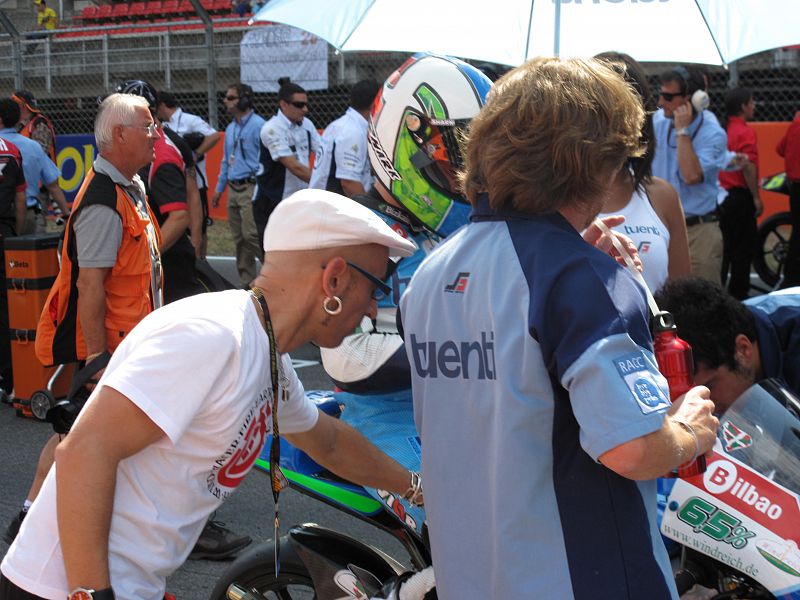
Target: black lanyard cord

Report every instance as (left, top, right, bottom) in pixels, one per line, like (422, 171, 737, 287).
(249, 287, 288, 576)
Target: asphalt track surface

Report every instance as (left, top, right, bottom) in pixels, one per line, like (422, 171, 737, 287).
(0, 250, 410, 600)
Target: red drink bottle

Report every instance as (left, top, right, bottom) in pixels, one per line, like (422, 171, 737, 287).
(653, 311, 706, 478)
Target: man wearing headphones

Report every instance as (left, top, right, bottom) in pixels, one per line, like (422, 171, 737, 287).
(653, 66, 727, 285)
(212, 83, 265, 287)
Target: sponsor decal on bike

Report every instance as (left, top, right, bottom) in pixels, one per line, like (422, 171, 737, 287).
(756, 539, 800, 577)
(722, 421, 753, 452)
(333, 568, 371, 599)
(704, 459, 785, 521)
(377, 488, 418, 530)
(613, 351, 670, 414)
(676, 496, 756, 549)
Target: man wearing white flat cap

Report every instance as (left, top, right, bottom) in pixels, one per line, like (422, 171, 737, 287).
(0, 189, 420, 600)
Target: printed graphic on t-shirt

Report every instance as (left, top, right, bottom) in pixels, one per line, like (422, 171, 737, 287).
(207, 388, 271, 499)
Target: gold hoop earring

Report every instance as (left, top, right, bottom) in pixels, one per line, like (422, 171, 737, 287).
(323, 296, 342, 315)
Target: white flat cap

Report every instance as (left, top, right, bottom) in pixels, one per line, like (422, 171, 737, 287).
(263, 189, 416, 257)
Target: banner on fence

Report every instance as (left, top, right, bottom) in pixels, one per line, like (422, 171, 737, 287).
(57, 134, 97, 203)
(240, 25, 328, 93)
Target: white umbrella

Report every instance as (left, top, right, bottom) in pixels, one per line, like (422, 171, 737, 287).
(251, 0, 799, 67)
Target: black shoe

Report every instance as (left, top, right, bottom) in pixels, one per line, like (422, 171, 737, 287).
(188, 519, 251, 561)
(3, 510, 26, 545)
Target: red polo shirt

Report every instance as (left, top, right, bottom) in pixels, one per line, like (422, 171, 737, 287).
(777, 111, 800, 182)
(719, 115, 758, 191)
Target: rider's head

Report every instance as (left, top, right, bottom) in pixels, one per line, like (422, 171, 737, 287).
(367, 53, 492, 237)
(654, 277, 761, 413)
(114, 79, 159, 115)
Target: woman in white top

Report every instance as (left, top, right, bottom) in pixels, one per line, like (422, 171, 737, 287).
(597, 52, 690, 292)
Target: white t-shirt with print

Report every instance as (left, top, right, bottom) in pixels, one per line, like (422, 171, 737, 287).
(1, 289, 318, 600)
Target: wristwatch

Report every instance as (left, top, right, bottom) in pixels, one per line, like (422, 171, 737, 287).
(676, 127, 691, 137)
(68, 587, 115, 600)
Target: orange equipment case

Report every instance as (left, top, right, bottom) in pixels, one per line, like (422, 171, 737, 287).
(4, 233, 73, 418)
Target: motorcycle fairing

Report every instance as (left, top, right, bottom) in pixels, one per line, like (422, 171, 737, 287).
(288, 524, 404, 599)
(662, 449, 800, 598)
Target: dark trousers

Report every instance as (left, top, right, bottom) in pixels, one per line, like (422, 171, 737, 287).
(0, 575, 46, 600)
(719, 187, 757, 299)
(252, 193, 282, 250)
(781, 180, 800, 288)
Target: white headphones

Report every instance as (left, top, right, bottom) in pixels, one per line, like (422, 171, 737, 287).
(673, 66, 710, 112)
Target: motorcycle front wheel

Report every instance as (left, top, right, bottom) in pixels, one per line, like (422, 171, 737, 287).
(208, 538, 315, 600)
(753, 211, 793, 288)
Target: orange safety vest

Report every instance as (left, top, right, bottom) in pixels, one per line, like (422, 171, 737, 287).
(36, 168, 162, 366)
(19, 113, 57, 163)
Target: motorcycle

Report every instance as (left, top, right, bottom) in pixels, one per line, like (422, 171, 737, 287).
(665, 379, 800, 599)
(208, 388, 431, 600)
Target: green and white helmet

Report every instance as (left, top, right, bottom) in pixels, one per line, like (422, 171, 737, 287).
(367, 53, 492, 237)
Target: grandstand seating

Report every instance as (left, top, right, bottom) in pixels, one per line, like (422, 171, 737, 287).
(62, 0, 257, 37)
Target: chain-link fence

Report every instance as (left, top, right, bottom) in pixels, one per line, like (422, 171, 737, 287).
(0, 17, 413, 134)
(0, 11, 797, 135)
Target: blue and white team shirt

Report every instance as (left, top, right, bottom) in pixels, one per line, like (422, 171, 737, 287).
(256, 111, 321, 203)
(309, 107, 372, 194)
(401, 195, 678, 599)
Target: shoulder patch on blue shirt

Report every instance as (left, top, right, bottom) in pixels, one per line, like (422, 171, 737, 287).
(613, 352, 670, 414)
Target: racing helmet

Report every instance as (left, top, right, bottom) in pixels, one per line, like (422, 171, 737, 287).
(114, 79, 158, 112)
(368, 53, 492, 237)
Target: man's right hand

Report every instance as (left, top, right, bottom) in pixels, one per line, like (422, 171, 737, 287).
(668, 386, 719, 458)
(211, 191, 221, 208)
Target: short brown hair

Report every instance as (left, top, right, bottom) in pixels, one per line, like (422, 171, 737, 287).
(460, 57, 645, 215)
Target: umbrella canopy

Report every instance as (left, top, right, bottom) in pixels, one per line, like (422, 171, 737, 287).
(252, 0, 799, 67)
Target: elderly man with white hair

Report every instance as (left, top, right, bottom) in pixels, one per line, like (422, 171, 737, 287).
(1, 93, 165, 556)
(0, 188, 420, 600)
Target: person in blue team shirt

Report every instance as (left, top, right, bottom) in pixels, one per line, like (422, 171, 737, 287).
(400, 57, 719, 600)
(211, 83, 265, 287)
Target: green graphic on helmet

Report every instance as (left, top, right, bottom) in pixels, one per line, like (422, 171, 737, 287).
(414, 84, 447, 121)
(390, 113, 453, 232)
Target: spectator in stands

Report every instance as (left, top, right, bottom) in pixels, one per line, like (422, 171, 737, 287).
(309, 79, 379, 198)
(26, 0, 57, 54)
(212, 83, 265, 287)
(719, 87, 761, 299)
(256, 80, 321, 245)
(3, 92, 164, 549)
(157, 90, 221, 258)
(35, 0, 57, 30)
(0, 99, 69, 234)
(652, 66, 728, 284)
(232, 0, 251, 17)
(0, 137, 26, 401)
(777, 109, 800, 288)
